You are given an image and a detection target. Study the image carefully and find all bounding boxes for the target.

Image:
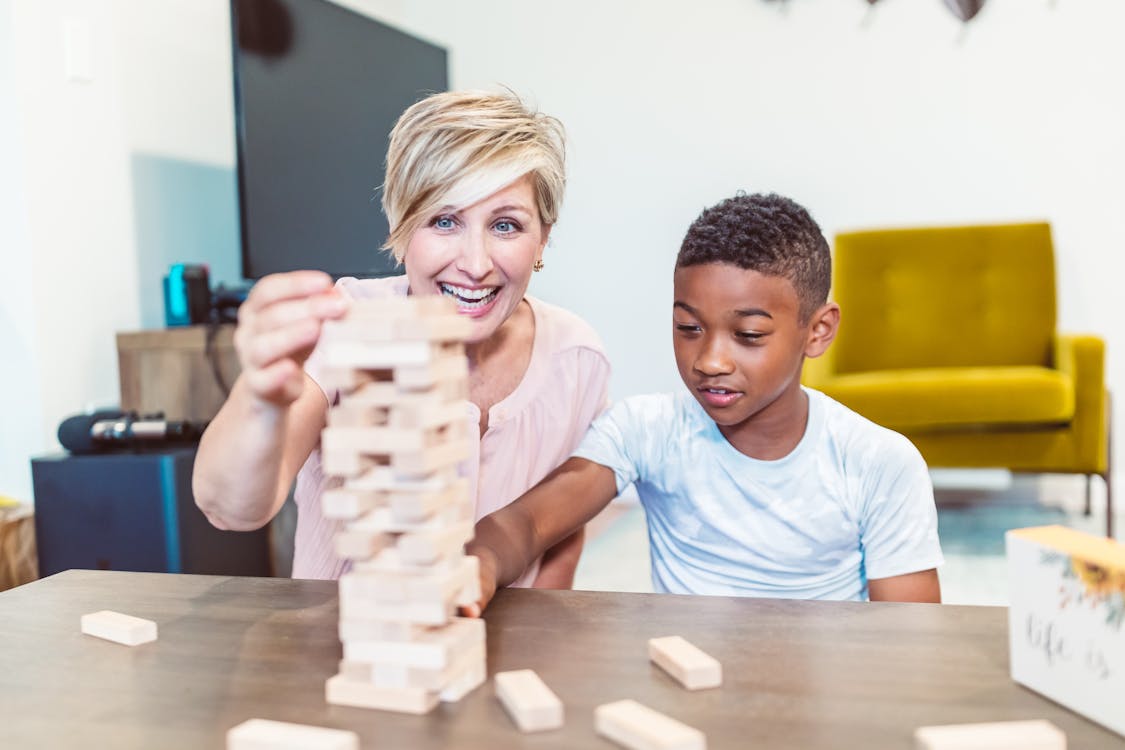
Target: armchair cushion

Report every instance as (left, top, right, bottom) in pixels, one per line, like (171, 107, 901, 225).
(816, 366, 1074, 432)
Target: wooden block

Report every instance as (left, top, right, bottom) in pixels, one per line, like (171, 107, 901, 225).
(389, 477, 472, 523)
(439, 653, 486, 703)
(80, 610, 157, 646)
(345, 295, 457, 318)
(334, 528, 394, 561)
(348, 466, 458, 494)
(320, 449, 378, 478)
(322, 487, 384, 521)
(393, 354, 469, 390)
(648, 636, 722, 690)
(321, 314, 471, 344)
(322, 339, 443, 369)
(914, 720, 1066, 750)
(349, 503, 472, 539)
(397, 521, 474, 565)
(339, 555, 478, 605)
(333, 374, 466, 404)
(352, 547, 463, 577)
(325, 673, 438, 714)
(338, 618, 420, 643)
(340, 616, 484, 670)
(340, 643, 485, 691)
(495, 669, 565, 732)
(226, 718, 358, 750)
(327, 403, 390, 428)
(389, 439, 471, 476)
(338, 583, 453, 626)
(321, 423, 465, 457)
(594, 699, 706, 750)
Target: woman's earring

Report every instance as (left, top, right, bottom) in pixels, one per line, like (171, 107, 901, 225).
(533, 259, 545, 272)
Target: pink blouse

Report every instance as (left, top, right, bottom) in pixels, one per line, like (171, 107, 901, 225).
(291, 275, 611, 586)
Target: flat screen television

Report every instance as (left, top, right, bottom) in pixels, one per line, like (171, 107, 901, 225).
(231, 0, 448, 279)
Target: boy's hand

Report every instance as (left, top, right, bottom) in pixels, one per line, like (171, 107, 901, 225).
(459, 549, 498, 618)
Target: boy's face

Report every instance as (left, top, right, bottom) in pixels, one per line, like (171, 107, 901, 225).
(672, 263, 836, 446)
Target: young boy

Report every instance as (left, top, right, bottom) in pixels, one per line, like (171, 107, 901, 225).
(465, 193, 943, 612)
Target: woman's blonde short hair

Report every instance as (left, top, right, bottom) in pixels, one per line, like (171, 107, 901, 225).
(381, 90, 567, 262)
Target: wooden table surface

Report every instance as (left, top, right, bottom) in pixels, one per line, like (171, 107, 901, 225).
(1, 570, 1121, 749)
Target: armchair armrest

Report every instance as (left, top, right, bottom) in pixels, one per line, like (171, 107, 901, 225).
(1053, 333, 1108, 473)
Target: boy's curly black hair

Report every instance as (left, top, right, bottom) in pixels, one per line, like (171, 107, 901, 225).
(676, 193, 831, 322)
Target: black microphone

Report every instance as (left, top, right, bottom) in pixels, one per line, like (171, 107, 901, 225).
(57, 411, 208, 454)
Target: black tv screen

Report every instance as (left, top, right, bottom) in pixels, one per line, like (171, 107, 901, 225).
(231, 0, 448, 279)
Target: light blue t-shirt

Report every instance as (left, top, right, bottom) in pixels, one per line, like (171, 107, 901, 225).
(572, 387, 944, 601)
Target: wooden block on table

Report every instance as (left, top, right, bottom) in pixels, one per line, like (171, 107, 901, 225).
(227, 718, 358, 750)
(594, 699, 706, 750)
(80, 610, 157, 646)
(913, 720, 1066, 750)
(325, 673, 439, 714)
(439, 653, 486, 703)
(648, 636, 722, 690)
(495, 669, 565, 732)
(340, 616, 485, 670)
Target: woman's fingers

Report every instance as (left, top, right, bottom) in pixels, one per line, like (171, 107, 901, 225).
(242, 358, 304, 405)
(242, 271, 335, 313)
(240, 318, 323, 371)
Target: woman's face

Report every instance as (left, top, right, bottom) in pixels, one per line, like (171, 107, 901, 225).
(404, 175, 549, 344)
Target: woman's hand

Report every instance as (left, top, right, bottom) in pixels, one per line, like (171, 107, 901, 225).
(234, 271, 347, 408)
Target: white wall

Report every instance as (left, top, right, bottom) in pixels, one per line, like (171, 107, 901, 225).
(4, 0, 1125, 501)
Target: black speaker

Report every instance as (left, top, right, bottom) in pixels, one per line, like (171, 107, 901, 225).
(31, 448, 271, 576)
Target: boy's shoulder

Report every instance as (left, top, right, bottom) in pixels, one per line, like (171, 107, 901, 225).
(807, 387, 927, 469)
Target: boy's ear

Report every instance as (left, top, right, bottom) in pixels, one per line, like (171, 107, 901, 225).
(804, 302, 840, 358)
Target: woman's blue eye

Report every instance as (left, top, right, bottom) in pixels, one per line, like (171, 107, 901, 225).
(494, 220, 518, 233)
(433, 216, 455, 229)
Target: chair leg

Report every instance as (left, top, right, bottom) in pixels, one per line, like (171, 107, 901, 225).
(1084, 475, 1093, 517)
(1105, 469, 1114, 540)
(1105, 391, 1114, 539)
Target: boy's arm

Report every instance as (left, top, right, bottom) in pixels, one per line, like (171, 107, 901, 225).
(464, 457, 618, 615)
(531, 527, 586, 589)
(868, 569, 941, 603)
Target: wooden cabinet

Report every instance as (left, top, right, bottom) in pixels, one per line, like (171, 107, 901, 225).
(116, 325, 240, 422)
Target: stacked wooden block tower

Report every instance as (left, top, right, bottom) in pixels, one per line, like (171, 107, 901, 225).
(316, 296, 484, 714)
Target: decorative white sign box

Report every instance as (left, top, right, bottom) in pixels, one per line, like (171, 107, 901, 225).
(1006, 525, 1125, 737)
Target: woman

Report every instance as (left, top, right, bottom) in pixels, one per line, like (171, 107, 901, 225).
(193, 90, 610, 587)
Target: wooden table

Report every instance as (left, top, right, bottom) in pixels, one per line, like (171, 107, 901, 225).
(1, 570, 1121, 749)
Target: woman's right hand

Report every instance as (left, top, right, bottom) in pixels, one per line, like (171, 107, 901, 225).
(234, 270, 348, 408)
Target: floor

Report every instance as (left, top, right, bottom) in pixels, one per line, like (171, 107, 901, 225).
(573, 471, 1119, 606)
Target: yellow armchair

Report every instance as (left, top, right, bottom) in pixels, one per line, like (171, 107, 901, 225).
(803, 223, 1112, 536)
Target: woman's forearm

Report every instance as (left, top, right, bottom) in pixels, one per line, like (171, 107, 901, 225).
(192, 375, 322, 531)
